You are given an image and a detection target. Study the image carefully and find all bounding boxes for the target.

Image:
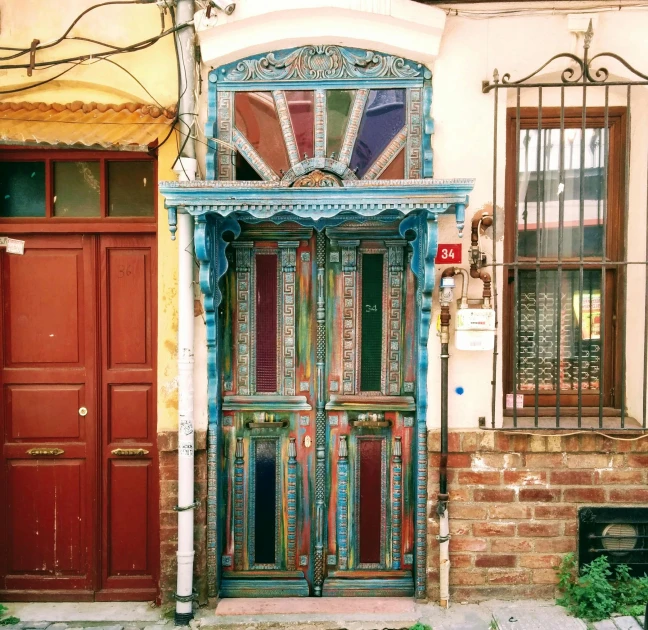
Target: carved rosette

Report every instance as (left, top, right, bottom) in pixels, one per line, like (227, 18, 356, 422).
(292, 169, 341, 188)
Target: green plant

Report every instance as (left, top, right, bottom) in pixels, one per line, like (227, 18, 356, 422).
(0, 604, 19, 626)
(408, 623, 432, 630)
(556, 553, 648, 622)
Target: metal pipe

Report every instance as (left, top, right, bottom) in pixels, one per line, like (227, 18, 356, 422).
(442, 266, 469, 309)
(174, 0, 197, 623)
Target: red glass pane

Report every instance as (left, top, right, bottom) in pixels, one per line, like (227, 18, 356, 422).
(255, 254, 278, 393)
(378, 149, 405, 180)
(235, 92, 290, 176)
(359, 439, 383, 564)
(286, 91, 314, 160)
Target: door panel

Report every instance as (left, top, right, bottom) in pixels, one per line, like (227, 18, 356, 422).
(98, 235, 157, 600)
(0, 235, 96, 597)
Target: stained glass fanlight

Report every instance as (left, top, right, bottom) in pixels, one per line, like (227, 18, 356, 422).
(233, 89, 407, 182)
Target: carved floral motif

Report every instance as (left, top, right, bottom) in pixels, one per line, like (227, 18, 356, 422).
(292, 169, 341, 188)
(225, 46, 423, 82)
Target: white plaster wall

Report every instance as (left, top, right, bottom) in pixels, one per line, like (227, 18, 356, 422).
(192, 1, 648, 431)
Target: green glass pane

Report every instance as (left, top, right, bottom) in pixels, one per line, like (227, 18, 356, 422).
(360, 253, 384, 392)
(53, 162, 100, 217)
(0, 161, 46, 217)
(108, 161, 155, 217)
(326, 90, 353, 159)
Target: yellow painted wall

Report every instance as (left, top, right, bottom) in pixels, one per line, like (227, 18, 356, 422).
(1, 0, 179, 432)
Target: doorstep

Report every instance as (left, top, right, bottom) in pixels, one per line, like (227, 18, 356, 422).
(0, 602, 164, 624)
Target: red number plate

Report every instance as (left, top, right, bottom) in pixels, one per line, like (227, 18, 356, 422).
(437, 243, 462, 264)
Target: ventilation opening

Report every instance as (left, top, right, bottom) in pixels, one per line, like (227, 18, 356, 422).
(579, 507, 648, 576)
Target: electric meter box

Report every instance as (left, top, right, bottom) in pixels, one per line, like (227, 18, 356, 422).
(454, 308, 496, 351)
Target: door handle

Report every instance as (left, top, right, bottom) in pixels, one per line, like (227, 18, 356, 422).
(79, 407, 88, 416)
(111, 448, 149, 456)
(27, 448, 64, 456)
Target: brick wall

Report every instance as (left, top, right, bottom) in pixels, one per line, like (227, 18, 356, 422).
(158, 430, 208, 604)
(427, 430, 648, 601)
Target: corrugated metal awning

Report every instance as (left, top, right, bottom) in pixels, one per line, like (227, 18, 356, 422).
(0, 101, 176, 150)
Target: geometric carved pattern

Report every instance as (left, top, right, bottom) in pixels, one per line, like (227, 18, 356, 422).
(406, 87, 423, 179)
(287, 437, 298, 570)
(392, 436, 402, 570)
(273, 90, 300, 167)
(234, 242, 253, 395)
(339, 89, 369, 166)
(314, 89, 327, 158)
(337, 435, 349, 570)
(217, 91, 234, 181)
(280, 242, 299, 396)
(386, 241, 406, 395)
(234, 437, 245, 569)
(340, 241, 359, 394)
(232, 128, 279, 182)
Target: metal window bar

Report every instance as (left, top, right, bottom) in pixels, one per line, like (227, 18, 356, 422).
(482, 22, 648, 430)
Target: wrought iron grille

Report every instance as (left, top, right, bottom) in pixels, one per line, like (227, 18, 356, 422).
(483, 23, 648, 430)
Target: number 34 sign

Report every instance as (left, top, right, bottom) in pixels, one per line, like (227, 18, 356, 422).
(437, 243, 462, 264)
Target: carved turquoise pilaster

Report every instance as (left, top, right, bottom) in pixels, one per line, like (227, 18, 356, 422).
(392, 436, 402, 570)
(422, 78, 434, 178)
(234, 437, 245, 570)
(337, 435, 349, 570)
(287, 437, 298, 571)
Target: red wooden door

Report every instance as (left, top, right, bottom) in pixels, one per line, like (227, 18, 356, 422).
(0, 235, 97, 600)
(97, 234, 158, 601)
(0, 233, 158, 601)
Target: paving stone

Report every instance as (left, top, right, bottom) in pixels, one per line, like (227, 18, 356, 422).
(22, 624, 51, 630)
(593, 621, 618, 630)
(614, 618, 643, 630)
(635, 617, 645, 628)
(492, 604, 587, 630)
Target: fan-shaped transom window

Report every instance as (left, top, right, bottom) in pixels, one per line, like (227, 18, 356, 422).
(207, 46, 433, 184)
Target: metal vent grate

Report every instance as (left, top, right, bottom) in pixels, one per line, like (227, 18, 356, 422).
(579, 507, 648, 576)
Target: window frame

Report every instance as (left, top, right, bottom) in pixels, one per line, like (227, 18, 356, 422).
(503, 106, 627, 409)
(0, 147, 157, 232)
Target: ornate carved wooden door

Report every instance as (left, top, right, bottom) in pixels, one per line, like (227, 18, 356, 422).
(219, 222, 416, 597)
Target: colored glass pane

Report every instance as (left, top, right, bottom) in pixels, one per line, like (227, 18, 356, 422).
(107, 161, 154, 217)
(350, 89, 406, 179)
(53, 162, 100, 217)
(0, 161, 46, 217)
(326, 90, 353, 159)
(235, 92, 289, 177)
(255, 253, 278, 393)
(254, 440, 277, 565)
(360, 253, 384, 392)
(285, 90, 314, 160)
(359, 439, 383, 565)
(378, 149, 405, 180)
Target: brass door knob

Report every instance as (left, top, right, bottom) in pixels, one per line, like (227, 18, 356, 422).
(79, 407, 88, 417)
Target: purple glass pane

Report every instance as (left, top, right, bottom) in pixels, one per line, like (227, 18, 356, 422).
(285, 91, 314, 160)
(350, 89, 406, 179)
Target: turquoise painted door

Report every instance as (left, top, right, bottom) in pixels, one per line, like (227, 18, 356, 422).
(219, 223, 416, 597)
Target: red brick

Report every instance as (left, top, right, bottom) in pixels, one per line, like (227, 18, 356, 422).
(458, 471, 501, 485)
(608, 488, 648, 503)
(474, 489, 516, 502)
(449, 537, 488, 552)
(488, 504, 532, 519)
(628, 454, 648, 467)
(503, 470, 547, 485)
(509, 435, 531, 453)
(566, 454, 610, 469)
(492, 539, 534, 553)
(449, 487, 471, 502)
(519, 488, 561, 502)
(475, 453, 524, 469)
(563, 487, 606, 503)
(534, 537, 577, 553)
(595, 470, 644, 484)
(450, 570, 487, 586)
(525, 454, 564, 468)
(550, 470, 594, 485)
(534, 505, 577, 520)
(450, 553, 474, 568)
(488, 569, 530, 584)
(564, 521, 578, 535)
(475, 554, 517, 568)
(449, 520, 472, 536)
(450, 504, 489, 520)
(495, 433, 511, 451)
(520, 554, 562, 569)
(429, 453, 472, 468)
(532, 569, 559, 584)
(473, 522, 516, 537)
(518, 521, 561, 537)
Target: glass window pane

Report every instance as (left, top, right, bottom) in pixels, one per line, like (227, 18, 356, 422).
(255, 253, 278, 393)
(254, 439, 277, 565)
(360, 253, 384, 392)
(350, 89, 406, 179)
(285, 90, 314, 160)
(377, 149, 405, 180)
(517, 270, 601, 393)
(107, 161, 154, 217)
(235, 92, 289, 177)
(0, 161, 46, 217)
(518, 128, 606, 258)
(53, 162, 100, 217)
(326, 90, 353, 159)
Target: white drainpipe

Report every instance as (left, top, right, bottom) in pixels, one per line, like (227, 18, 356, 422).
(174, 0, 197, 623)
